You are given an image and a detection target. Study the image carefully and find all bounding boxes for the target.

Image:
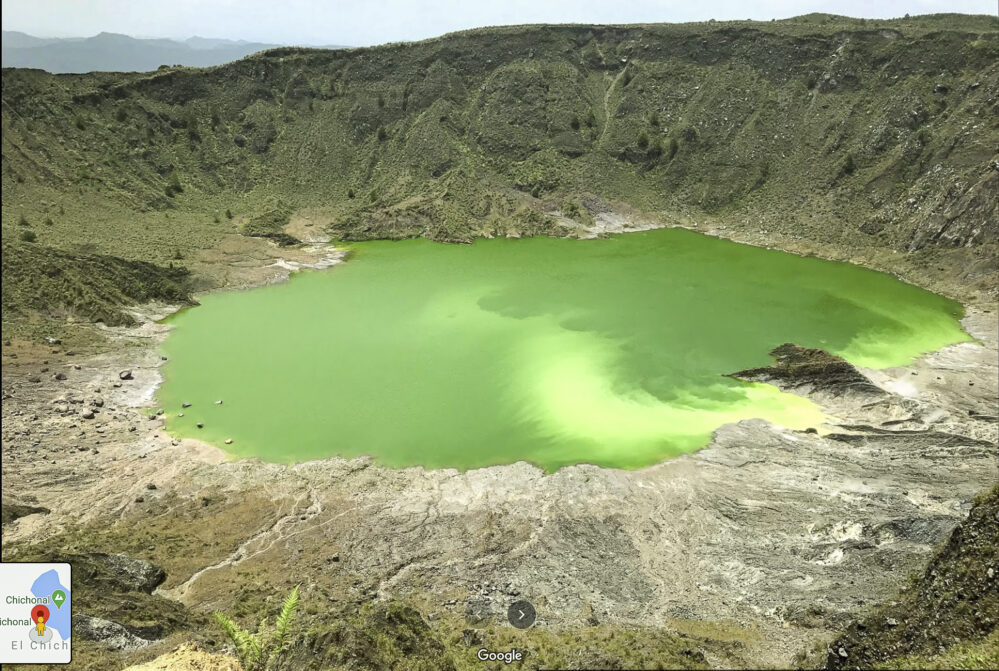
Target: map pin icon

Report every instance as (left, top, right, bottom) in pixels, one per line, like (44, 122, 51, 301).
(52, 590, 66, 609)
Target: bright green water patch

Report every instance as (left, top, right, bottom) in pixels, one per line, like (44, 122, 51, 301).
(158, 228, 970, 471)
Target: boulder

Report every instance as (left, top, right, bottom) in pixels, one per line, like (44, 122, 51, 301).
(119, 370, 134, 381)
(74, 614, 154, 651)
(76, 553, 167, 594)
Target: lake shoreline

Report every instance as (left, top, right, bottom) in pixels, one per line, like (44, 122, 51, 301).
(2, 213, 996, 669)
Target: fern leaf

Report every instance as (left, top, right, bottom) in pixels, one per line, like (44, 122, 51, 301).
(272, 584, 300, 649)
(245, 631, 262, 663)
(215, 612, 255, 664)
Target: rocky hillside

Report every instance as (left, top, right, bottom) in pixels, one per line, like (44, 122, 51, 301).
(2, 14, 997, 315)
(826, 485, 998, 670)
(2, 241, 194, 326)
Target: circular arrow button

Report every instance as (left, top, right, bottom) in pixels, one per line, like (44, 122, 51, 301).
(507, 599, 536, 629)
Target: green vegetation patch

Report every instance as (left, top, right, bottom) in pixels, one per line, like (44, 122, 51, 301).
(1, 241, 194, 326)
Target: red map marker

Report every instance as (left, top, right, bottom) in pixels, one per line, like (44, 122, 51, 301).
(31, 604, 50, 624)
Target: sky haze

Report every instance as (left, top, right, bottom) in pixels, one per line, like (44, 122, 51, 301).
(3, 0, 995, 47)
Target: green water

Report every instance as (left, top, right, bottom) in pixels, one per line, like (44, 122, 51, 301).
(158, 228, 969, 471)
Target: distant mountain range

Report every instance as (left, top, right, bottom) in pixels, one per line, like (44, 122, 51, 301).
(1, 31, 346, 73)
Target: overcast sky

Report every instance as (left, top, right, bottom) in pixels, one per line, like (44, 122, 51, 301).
(2, 0, 995, 46)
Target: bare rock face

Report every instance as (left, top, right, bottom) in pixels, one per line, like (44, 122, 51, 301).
(825, 485, 999, 669)
(75, 614, 155, 651)
(44, 552, 167, 594)
(730, 343, 884, 397)
(909, 169, 999, 251)
(76, 553, 167, 594)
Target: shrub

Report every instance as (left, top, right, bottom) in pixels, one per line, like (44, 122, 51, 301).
(20, 230, 37, 242)
(347, 188, 355, 199)
(649, 111, 660, 127)
(376, 126, 388, 141)
(164, 171, 183, 197)
(18, 214, 29, 226)
(570, 114, 581, 131)
(637, 130, 649, 150)
(561, 198, 582, 219)
(186, 113, 200, 142)
(842, 153, 856, 175)
(584, 108, 597, 127)
(225, 209, 233, 219)
(648, 138, 664, 159)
